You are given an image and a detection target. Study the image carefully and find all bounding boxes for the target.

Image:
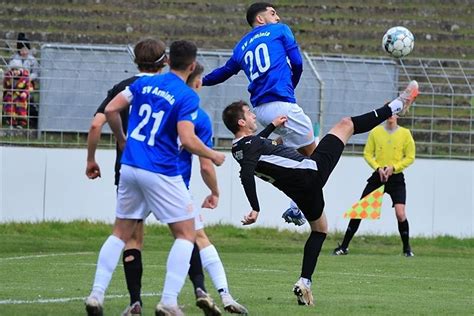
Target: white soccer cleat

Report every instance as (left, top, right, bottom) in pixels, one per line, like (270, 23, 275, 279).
(398, 80, 419, 115)
(221, 293, 249, 315)
(155, 302, 184, 316)
(293, 279, 314, 306)
(85, 295, 104, 316)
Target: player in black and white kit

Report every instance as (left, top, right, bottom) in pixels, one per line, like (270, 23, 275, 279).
(221, 80, 418, 307)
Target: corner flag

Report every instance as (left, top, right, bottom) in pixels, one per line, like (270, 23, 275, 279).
(343, 185, 385, 220)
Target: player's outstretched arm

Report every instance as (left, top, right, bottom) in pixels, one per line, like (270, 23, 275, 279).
(202, 58, 240, 86)
(85, 113, 107, 179)
(178, 121, 225, 166)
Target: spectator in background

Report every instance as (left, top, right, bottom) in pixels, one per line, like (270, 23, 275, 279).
(10, 33, 39, 82)
(10, 32, 40, 128)
(2, 59, 33, 128)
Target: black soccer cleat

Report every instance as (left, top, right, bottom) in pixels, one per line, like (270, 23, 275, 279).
(332, 244, 349, 256)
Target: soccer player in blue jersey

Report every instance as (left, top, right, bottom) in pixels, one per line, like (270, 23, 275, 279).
(202, 2, 313, 226)
(182, 64, 248, 315)
(85, 40, 225, 316)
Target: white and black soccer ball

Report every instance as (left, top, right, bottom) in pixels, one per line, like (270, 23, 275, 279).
(382, 26, 414, 58)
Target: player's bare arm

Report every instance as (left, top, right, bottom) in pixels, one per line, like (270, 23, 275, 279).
(104, 93, 129, 150)
(199, 155, 220, 209)
(178, 120, 225, 166)
(85, 113, 107, 179)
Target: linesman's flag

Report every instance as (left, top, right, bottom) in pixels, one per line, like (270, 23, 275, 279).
(343, 185, 385, 220)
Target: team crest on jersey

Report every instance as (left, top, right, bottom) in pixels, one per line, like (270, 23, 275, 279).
(191, 110, 198, 120)
(233, 150, 243, 160)
(271, 140, 278, 146)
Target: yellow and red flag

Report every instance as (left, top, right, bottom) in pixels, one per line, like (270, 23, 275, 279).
(343, 185, 384, 220)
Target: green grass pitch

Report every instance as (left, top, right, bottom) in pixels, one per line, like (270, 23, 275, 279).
(0, 222, 472, 315)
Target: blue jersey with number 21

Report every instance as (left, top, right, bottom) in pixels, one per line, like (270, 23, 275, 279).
(121, 72, 199, 176)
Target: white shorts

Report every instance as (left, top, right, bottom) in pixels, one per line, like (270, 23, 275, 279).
(116, 165, 195, 224)
(194, 208, 205, 231)
(254, 101, 315, 149)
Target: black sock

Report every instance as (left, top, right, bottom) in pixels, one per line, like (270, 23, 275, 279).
(123, 249, 142, 305)
(398, 219, 410, 251)
(341, 219, 362, 249)
(188, 243, 206, 295)
(301, 231, 327, 281)
(351, 105, 393, 134)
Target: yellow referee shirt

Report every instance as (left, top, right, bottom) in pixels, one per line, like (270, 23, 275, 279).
(363, 125, 416, 173)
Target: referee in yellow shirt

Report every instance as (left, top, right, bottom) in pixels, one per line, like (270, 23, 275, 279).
(333, 114, 416, 257)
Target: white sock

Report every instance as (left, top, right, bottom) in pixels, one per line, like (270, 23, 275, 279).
(200, 245, 229, 295)
(388, 99, 403, 115)
(299, 277, 312, 288)
(91, 235, 125, 303)
(160, 238, 194, 306)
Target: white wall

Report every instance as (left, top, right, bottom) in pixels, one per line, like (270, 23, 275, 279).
(1, 147, 473, 237)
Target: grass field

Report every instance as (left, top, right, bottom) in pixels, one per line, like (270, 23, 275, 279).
(0, 222, 472, 315)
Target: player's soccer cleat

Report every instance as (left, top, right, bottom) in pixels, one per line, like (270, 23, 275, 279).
(282, 207, 307, 226)
(85, 295, 104, 316)
(122, 301, 142, 316)
(195, 288, 222, 316)
(293, 279, 314, 306)
(332, 244, 349, 256)
(404, 248, 415, 257)
(398, 80, 419, 115)
(221, 293, 249, 315)
(155, 303, 184, 316)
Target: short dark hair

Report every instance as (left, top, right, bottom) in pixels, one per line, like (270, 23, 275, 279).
(169, 40, 197, 71)
(134, 38, 167, 72)
(17, 32, 31, 50)
(246, 2, 275, 26)
(222, 100, 249, 134)
(186, 62, 204, 85)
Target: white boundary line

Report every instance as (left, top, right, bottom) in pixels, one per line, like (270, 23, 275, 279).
(0, 252, 94, 261)
(0, 292, 161, 305)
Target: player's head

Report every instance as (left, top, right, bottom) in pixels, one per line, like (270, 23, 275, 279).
(134, 38, 167, 73)
(169, 40, 197, 75)
(186, 62, 204, 91)
(246, 2, 279, 27)
(387, 114, 399, 125)
(222, 100, 257, 135)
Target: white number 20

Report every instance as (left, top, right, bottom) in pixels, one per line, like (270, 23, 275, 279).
(244, 43, 271, 81)
(130, 103, 164, 146)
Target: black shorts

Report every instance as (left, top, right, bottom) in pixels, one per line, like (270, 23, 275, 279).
(292, 134, 345, 221)
(362, 172, 406, 206)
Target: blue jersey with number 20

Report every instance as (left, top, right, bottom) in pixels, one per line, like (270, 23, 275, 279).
(121, 72, 199, 176)
(233, 23, 298, 106)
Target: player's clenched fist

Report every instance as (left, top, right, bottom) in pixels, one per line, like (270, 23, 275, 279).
(212, 151, 226, 166)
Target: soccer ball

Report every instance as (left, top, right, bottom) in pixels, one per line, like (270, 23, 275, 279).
(382, 26, 414, 58)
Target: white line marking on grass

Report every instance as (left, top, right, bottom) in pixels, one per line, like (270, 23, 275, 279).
(0, 252, 94, 261)
(0, 292, 161, 305)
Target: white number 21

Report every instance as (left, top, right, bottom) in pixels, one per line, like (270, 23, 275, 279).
(244, 43, 271, 81)
(130, 103, 164, 146)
